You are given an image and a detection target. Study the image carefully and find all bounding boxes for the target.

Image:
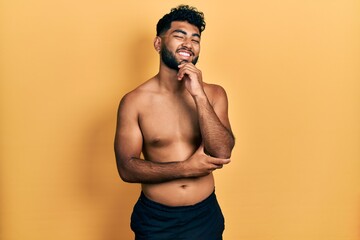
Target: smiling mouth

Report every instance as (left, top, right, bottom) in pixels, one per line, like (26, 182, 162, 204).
(177, 48, 194, 58)
(178, 51, 191, 57)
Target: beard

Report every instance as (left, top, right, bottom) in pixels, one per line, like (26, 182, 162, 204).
(160, 44, 199, 70)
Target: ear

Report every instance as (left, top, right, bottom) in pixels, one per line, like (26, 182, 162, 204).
(154, 36, 161, 53)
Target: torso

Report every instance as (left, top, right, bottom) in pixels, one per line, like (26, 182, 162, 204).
(134, 77, 216, 206)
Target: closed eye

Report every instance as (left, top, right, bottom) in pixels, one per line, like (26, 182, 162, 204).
(174, 35, 184, 39)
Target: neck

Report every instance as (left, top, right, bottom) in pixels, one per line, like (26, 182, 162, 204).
(156, 61, 185, 93)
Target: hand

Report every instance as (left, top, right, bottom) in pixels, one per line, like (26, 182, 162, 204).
(183, 144, 231, 177)
(177, 62, 205, 97)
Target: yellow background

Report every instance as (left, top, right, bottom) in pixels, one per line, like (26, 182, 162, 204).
(1, 0, 359, 239)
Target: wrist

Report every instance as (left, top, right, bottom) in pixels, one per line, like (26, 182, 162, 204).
(193, 92, 209, 107)
(179, 161, 191, 178)
(193, 90, 207, 100)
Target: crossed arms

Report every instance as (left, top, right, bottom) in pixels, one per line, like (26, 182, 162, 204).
(114, 84, 235, 184)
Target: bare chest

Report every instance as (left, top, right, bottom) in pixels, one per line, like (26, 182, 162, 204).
(139, 95, 201, 147)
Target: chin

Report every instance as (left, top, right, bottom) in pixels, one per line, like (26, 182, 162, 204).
(179, 59, 190, 64)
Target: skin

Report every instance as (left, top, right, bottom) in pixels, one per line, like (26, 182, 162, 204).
(114, 21, 235, 206)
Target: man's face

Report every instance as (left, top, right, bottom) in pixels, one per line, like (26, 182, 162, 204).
(160, 44, 199, 70)
(160, 21, 201, 70)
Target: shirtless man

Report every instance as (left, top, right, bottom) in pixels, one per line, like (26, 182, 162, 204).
(114, 5, 235, 240)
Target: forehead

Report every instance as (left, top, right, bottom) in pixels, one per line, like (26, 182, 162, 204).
(167, 21, 200, 36)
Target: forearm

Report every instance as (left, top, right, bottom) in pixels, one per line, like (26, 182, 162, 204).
(195, 95, 235, 158)
(117, 157, 189, 184)
(115, 144, 230, 184)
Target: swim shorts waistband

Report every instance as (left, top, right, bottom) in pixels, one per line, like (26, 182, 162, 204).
(139, 190, 217, 213)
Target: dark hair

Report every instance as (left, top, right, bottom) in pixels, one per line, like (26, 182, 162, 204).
(156, 5, 206, 36)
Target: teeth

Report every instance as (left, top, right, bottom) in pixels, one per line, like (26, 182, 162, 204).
(179, 52, 190, 57)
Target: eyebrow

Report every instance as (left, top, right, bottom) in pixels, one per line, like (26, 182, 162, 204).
(172, 29, 201, 38)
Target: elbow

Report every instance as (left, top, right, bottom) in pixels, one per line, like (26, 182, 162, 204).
(116, 160, 137, 183)
(214, 150, 232, 159)
(118, 169, 132, 183)
(209, 147, 233, 159)
(118, 168, 138, 183)
(209, 142, 234, 159)
(224, 138, 235, 158)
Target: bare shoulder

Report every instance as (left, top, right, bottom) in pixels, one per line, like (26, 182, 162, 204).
(118, 77, 158, 111)
(203, 82, 227, 96)
(203, 82, 228, 105)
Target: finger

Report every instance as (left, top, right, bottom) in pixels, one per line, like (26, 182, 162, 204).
(178, 65, 197, 74)
(178, 67, 197, 79)
(177, 66, 188, 80)
(177, 70, 187, 80)
(178, 63, 198, 74)
(214, 164, 223, 169)
(208, 164, 223, 173)
(178, 62, 194, 68)
(177, 68, 192, 80)
(211, 158, 231, 165)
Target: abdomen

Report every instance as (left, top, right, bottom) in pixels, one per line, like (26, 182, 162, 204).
(142, 173, 215, 206)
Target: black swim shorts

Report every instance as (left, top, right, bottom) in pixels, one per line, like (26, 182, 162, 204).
(130, 191, 224, 240)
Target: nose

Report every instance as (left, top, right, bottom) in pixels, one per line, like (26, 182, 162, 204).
(181, 37, 193, 49)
